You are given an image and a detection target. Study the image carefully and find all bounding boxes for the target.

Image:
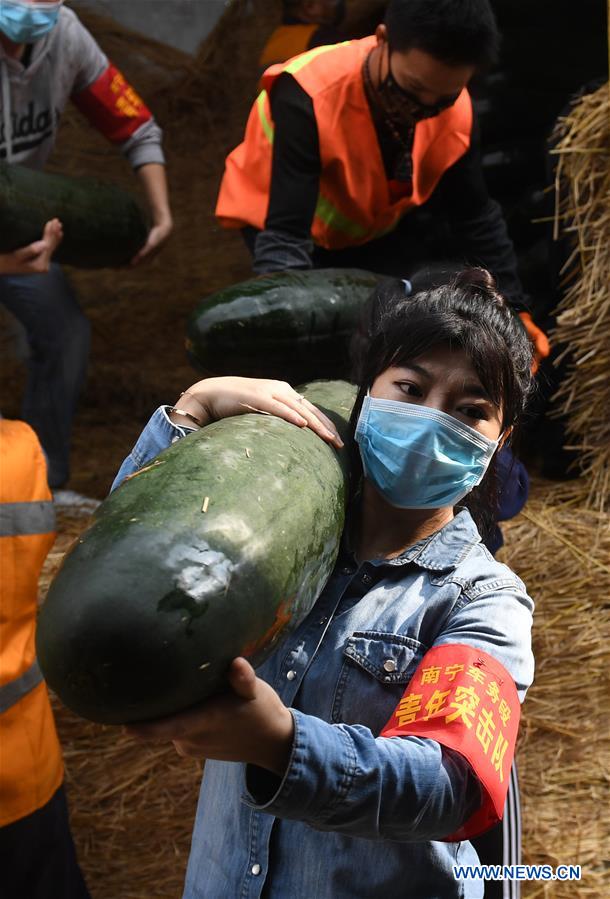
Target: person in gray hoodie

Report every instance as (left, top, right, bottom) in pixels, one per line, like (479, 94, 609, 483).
(0, 0, 173, 492)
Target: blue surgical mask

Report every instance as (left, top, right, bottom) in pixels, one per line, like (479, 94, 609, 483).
(0, 0, 62, 44)
(355, 396, 500, 509)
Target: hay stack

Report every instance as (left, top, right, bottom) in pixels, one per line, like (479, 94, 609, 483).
(500, 481, 610, 898)
(551, 82, 610, 512)
(52, 705, 202, 899)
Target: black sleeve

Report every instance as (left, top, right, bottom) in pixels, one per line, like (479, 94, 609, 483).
(252, 74, 321, 273)
(438, 115, 527, 312)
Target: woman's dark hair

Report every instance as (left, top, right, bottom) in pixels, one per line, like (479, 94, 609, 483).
(385, 0, 500, 70)
(348, 266, 534, 539)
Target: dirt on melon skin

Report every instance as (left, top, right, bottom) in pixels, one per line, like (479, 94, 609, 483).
(36, 381, 357, 725)
(186, 268, 380, 381)
(0, 162, 148, 268)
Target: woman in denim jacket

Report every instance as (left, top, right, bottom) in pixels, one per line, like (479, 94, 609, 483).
(118, 268, 535, 899)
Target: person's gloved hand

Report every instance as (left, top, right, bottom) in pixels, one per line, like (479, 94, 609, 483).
(518, 311, 551, 374)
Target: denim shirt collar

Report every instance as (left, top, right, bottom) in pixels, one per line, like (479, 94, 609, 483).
(343, 507, 482, 574)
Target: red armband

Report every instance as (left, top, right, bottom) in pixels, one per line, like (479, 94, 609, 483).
(72, 64, 152, 143)
(380, 643, 520, 841)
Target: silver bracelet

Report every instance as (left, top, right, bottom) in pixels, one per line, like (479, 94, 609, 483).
(168, 406, 203, 427)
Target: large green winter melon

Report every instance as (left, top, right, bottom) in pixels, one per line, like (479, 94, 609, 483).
(0, 162, 148, 268)
(36, 380, 356, 724)
(186, 268, 380, 381)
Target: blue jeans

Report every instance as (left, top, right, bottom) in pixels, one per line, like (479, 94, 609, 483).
(0, 264, 90, 487)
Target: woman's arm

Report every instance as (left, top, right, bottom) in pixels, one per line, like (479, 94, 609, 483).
(166, 377, 342, 442)
(110, 376, 343, 492)
(127, 654, 481, 842)
(251, 579, 532, 841)
(127, 581, 532, 843)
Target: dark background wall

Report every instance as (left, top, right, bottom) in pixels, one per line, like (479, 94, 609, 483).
(70, 0, 227, 54)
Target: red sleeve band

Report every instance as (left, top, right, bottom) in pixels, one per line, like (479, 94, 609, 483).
(380, 643, 521, 841)
(72, 63, 152, 143)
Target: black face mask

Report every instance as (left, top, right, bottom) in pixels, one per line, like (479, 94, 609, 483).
(377, 48, 460, 125)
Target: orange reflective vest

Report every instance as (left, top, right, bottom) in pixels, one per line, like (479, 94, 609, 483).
(0, 420, 62, 828)
(259, 23, 319, 70)
(216, 37, 473, 251)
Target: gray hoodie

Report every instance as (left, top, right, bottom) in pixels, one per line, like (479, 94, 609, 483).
(0, 5, 164, 170)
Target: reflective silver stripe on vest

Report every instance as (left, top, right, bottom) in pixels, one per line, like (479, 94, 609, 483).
(0, 659, 44, 714)
(0, 500, 55, 537)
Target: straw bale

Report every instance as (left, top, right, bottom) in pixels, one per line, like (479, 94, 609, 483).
(51, 702, 202, 899)
(550, 83, 610, 512)
(500, 479, 610, 898)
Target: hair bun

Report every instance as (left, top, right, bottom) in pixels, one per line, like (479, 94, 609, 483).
(453, 267, 505, 305)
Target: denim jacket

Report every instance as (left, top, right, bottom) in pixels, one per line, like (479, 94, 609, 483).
(113, 408, 534, 899)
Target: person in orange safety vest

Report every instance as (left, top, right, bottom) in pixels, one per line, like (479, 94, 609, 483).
(0, 418, 90, 899)
(217, 0, 549, 368)
(259, 1, 346, 72)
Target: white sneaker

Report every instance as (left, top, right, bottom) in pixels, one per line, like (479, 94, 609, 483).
(52, 490, 101, 514)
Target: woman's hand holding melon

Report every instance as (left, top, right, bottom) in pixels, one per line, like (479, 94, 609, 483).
(170, 376, 344, 449)
(125, 658, 294, 777)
